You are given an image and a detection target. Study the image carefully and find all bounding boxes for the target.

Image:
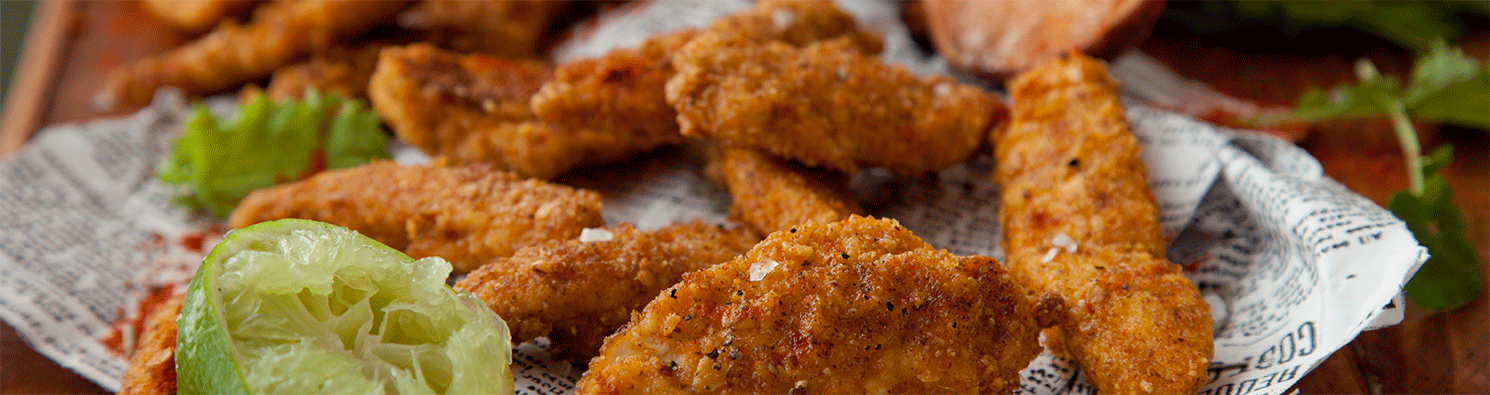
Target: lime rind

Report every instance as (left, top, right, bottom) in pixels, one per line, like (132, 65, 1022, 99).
(177, 219, 513, 394)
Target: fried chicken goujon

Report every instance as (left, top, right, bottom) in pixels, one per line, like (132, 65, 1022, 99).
(454, 221, 759, 364)
(995, 53, 1213, 393)
(529, 0, 883, 160)
(100, 0, 410, 109)
(228, 161, 604, 273)
(667, 34, 1006, 174)
(578, 216, 1059, 394)
(711, 147, 861, 235)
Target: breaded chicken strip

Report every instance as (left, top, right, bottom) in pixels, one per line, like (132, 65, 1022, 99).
(264, 42, 387, 101)
(667, 34, 1006, 174)
(99, 0, 410, 109)
(529, 0, 883, 158)
(228, 161, 604, 273)
(712, 147, 861, 235)
(118, 294, 184, 395)
(578, 216, 1059, 394)
(141, 0, 257, 33)
(368, 44, 549, 159)
(994, 53, 1213, 394)
(399, 0, 564, 58)
(454, 221, 759, 364)
(369, 44, 680, 179)
(529, 29, 701, 162)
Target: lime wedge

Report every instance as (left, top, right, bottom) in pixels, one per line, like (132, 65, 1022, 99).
(176, 219, 512, 394)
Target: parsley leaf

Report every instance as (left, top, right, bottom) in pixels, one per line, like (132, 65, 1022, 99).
(156, 90, 389, 218)
(1262, 39, 1485, 310)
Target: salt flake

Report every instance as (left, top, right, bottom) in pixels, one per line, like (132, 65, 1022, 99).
(748, 259, 780, 281)
(579, 228, 614, 243)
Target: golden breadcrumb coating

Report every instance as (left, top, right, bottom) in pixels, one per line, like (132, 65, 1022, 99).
(530, 29, 701, 157)
(705, 0, 883, 54)
(399, 0, 563, 58)
(118, 294, 184, 395)
(367, 43, 550, 155)
(368, 43, 679, 179)
(454, 221, 759, 364)
(99, 0, 410, 109)
(994, 52, 1213, 394)
(265, 42, 387, 101)
(227, 161, 604, 273)
(578, 216, 1059, 394)
(713, 147, 861, 235)
(667, 34, 1006, 174)
(529, 0, 883, 159)
(140, 0, 256, 32)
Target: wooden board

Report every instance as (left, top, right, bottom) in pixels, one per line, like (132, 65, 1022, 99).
(1, 2, 1486, 394)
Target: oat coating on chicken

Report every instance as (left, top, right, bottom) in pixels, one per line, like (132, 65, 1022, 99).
(99, 0, 410, 109)
(117, 294, 184, 395)
(712, 147, 861, 235)
(577, 216, 1060, 394)
(667, 34, 1006, 174)
(227, 161, 604, 273)
(399, 0, 564, 58)
(529, 0, 883, 160)
(994, 53, 1213, 394)
(454, 221, 759, 364)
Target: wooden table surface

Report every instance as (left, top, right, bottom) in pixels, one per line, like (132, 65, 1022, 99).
(2, 1, 1486, 394)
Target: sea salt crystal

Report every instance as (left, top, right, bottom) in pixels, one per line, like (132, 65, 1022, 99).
(579, 228, 614, 242)
(748, 259, 780, 281)
(771, 8, 795, 30)
(1050, 232, 1077, 253)
(1041, 248, 1059, 264)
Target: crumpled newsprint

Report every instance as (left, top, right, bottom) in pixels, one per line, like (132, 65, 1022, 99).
(0, 1, 1423, 394)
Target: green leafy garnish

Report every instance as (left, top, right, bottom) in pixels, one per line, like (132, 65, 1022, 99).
(156, 90, 388, 218)
(1263, 39, 1486, 310)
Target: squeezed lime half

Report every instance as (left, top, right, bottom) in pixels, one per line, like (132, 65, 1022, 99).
(176, 219, 513, 394)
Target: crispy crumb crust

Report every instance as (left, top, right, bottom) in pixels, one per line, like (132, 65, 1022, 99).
(995, 52, 1213, 394)
(228, 161, 604, 273)
(714, 147, 861, 235)
(578, 216, 1054, 394)
(529, 0, 884, 165)
(455, 221, 759, 364)
(100, 0, 410, 109)
(667, 34, 1006, 174)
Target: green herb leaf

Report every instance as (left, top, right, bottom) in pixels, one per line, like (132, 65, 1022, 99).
(1421, 144, 1454, 174)
(1397, 184, 1485, 309)
(1287, 75, 1401, 122)
(1262, 40, 1485, 310)
(1402, 40, 1490, 129)
(156, 90, 389, 218)
(1404, 40, 1482, 103)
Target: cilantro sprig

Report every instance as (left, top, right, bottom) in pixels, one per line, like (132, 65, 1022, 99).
(157, 90, 389, 219)
(1263, 40, 1486, 310)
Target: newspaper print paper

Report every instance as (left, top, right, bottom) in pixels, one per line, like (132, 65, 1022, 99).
(0, 1, 1422, 394)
